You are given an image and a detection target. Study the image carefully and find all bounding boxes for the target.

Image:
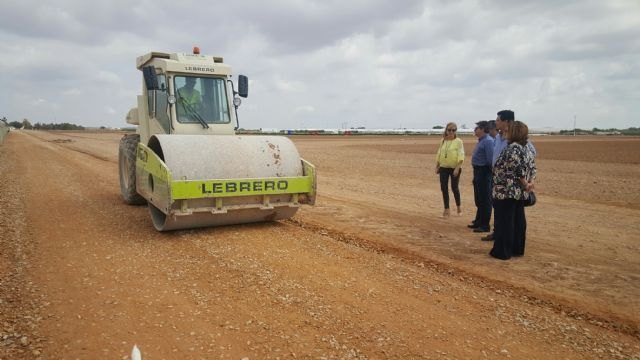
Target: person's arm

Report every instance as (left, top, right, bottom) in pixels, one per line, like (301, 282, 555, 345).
(484, 138, 494, 167)
(527, 141, 537, 157)
(514, 146, 534, 191)
(526, 155, 537, 191)
(435, 141, 442, 173)
(454, 161, 463, 176)
(453, 139, 464, 176)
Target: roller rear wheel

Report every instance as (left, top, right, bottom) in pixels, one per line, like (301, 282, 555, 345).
(118, 134, 146, 205)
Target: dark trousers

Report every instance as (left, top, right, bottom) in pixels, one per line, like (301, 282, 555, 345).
(514, 203, 527, 256)
(472, 165, 492, 228)
(439, 168, 461, 209)
(490, 199, 526, 260)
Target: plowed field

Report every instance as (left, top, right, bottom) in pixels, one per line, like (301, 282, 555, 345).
(1, 131, 638, 359)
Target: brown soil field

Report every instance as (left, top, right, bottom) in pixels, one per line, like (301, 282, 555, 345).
(0, 131, 639, 359)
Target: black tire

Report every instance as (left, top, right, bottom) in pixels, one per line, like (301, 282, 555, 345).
(118, 134, 147, 205)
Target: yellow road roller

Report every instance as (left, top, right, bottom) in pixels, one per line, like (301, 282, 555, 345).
(119, 48, 316, 231)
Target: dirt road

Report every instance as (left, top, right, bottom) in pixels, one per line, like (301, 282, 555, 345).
(1, 131, 638, 359)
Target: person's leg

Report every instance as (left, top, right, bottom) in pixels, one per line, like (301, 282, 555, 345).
(439, 168, 451, 215)
(513, 200, 526, 256)
(490, 200, 506, 258)
(482, 176, 495, 241)
(490, 199, 515, 260)
(478, 167, 492, 229)
(451, 169, 462, 214)
(471, 167, 480, 226)
(488, 179, 494, 227)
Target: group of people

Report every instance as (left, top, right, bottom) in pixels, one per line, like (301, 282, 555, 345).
(435, 110, 537, 260)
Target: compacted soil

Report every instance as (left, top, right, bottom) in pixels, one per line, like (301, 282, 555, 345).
(0, 131, 638, 359)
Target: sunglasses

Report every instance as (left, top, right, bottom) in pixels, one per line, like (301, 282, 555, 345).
(447, 128, 457, 132)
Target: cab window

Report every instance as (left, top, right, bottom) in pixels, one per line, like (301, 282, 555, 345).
(174, 76, 230, 124)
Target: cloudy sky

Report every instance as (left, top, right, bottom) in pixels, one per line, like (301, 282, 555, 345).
(0, 0, 638, 130)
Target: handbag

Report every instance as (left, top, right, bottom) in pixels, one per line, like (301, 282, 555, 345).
(524, 192, 536, 207)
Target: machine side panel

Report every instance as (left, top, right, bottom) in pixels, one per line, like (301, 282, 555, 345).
(135, 143, 172, 213)
(302, 159, 317, 205)
(137, 95, 151, 144)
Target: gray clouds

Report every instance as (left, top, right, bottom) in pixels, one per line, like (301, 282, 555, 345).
(0, 0, 638, 130)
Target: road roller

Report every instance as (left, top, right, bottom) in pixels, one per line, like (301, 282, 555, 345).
(119, 48, 316, 231)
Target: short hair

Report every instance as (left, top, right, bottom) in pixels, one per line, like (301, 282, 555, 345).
(475, 121, 489, 133)
(508, 121, 529, 146)
(488, 120, 497, 129)
(497, 110, 515, 122)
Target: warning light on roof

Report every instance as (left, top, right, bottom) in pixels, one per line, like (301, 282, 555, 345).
(193, 46, 200, 55)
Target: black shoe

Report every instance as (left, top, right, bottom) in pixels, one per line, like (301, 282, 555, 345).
(481, 233, 494, 241)
(473, 227, 490, 233)
(467, 222, 479, 229)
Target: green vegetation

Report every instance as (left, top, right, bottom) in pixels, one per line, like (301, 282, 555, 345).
(7, 119, 32, 129)
(4, 118, 85, 130)
(32, 122, 85, 130)
(3, 118, 117, 130)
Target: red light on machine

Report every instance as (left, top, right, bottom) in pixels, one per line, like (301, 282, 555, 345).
(193, 46, 200, 55)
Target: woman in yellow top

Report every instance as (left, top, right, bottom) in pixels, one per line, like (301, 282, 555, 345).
(435, 122, 465, 217)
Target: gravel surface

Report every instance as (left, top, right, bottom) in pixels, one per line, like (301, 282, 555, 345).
(0, 131, 639, 359)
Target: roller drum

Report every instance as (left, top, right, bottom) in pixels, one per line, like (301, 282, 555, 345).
(147, 135, 303, 231)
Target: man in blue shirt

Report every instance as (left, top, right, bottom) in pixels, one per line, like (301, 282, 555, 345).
(488, 120, 498, 139)
(468, 121, 494, 233)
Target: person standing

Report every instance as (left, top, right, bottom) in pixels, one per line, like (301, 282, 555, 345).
(435, 122, 465, 218)
(489, 121, 536, 260)
(481, 110, 514, 241)
(488, 120, 498, 139)
(468, 121, 494, 233)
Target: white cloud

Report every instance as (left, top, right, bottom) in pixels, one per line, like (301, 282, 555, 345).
(0, 0, 638, 130)
(295, 105, 315, 114)
(95, 71, 122, 85)
(63, 88, 81, 96)
(274, 77, 306, 93)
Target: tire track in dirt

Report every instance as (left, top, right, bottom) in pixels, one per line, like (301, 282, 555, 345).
(285, 217, 640, 339)
(19, 130, 115, 163)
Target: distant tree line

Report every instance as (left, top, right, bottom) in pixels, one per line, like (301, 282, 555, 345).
(559, 127, 640, 135)
(7, 119, 33, 129)
(32, 122, 85, 130)
(5, 119, 85, 130)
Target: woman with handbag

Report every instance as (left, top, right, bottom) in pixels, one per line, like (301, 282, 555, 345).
(489, 121, 536, 260)
(435, 122, 465, 218)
